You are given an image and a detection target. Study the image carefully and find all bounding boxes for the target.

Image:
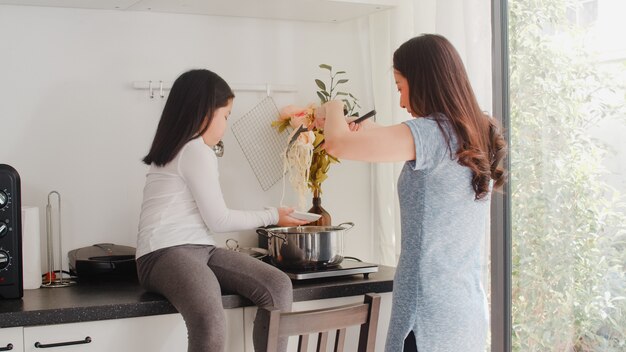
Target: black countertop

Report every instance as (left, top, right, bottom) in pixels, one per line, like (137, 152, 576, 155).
(0, 265, 394, 328)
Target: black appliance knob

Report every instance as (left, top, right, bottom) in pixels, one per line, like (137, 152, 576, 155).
(0, 222, 7, 238)
(0, 191, 7, 209)
(0, 250, 10, 270)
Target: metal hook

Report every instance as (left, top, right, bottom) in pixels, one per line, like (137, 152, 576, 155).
(159, 80, 164, 98)
(148, 80, 154, 99)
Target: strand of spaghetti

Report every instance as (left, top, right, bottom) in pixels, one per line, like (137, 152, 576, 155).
(280, 137, 314, 210)
(280, 148, 288, 207)
(289, 143, 313, 210)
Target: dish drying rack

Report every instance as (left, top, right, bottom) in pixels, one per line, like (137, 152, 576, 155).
(232, 96, 293, 191)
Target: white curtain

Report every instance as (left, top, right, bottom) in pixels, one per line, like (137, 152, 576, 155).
(362, 0, 493, 266)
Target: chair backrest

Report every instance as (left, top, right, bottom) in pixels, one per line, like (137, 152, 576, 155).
(258, 293, 381, 352)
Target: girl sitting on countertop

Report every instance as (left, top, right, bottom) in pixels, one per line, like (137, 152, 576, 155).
(136, 69, 308, 352)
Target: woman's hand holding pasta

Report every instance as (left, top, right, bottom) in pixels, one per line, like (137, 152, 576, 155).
(348, 121, 361, 132)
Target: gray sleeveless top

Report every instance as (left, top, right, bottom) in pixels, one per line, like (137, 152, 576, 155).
(384, 116, 489, 352)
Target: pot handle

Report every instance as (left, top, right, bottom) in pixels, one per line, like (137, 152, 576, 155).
(226, 238, 239, 251)
(256, 228, 271, 238)
(256, 228, 288, 243)
(337, 222, 355, 232)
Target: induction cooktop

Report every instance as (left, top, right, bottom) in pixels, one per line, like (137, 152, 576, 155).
(281, 260, 378, 280)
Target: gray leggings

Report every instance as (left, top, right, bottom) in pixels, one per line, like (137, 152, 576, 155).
(136, 244, 292, 352)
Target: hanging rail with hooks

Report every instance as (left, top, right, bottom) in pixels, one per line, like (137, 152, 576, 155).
(131, 81, 297, 98)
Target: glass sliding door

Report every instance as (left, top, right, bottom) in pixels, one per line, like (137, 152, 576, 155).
(508, 0, 626, 351)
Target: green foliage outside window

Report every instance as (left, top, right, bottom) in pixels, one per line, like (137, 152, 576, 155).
(510, 0, 626, 350)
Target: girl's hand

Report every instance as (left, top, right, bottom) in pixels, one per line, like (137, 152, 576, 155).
(277, 207, 310, 227)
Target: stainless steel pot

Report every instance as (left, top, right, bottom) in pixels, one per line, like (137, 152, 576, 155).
(256, 222, 354, 269)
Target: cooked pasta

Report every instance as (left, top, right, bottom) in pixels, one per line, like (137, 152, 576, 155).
(280, 131, 314, 210)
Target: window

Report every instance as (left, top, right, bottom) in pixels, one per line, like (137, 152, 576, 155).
(505, 0, 626, 351)
(566, 0, 599, 27)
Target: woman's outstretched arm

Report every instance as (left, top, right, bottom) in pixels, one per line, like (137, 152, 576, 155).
(322, 100, 416, 163)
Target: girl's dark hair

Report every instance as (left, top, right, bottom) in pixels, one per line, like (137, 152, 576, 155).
(142, 69, 234, 166)
(393, 34, 507, 200)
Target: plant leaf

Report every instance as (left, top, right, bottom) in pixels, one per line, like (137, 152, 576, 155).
(315, 79, 326, 91)
(316, 91, 327, 103)
(271, 119, 291, 134)
(319, 64, 332, 71)
(337, 79, 349, 84)
(313, 134, 325, 147)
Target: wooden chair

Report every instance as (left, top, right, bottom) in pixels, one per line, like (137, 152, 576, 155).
(258, 293, 381, 352)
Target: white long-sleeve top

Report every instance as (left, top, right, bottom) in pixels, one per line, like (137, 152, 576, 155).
(136, 137, 278, 259)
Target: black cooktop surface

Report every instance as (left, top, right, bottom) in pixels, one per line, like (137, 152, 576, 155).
(280, 260, 379, 280)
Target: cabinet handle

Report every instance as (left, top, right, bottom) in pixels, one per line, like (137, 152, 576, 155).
(34, 336, 91, 349)
(0, 343, 13, 351)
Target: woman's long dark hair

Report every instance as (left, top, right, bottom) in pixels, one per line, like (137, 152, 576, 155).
(142, 69, 234, 166)
(393, 34, 507, 200)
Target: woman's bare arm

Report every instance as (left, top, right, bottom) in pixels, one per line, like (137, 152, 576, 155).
(323, 100, 416, 162)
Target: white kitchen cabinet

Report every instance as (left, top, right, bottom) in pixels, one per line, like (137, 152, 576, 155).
(243, 292, 392, 352)
(126, 0, 397, 22)
(22, 309, 244, 352)
(0, 0, 397, 23)
(0, 327, 24, 352)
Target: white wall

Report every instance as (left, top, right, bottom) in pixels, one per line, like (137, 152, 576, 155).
(0, 5, 375, 272)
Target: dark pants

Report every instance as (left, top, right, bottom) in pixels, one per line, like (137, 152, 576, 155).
(137, 244, 292, 352)
(404, 331, 418, 352)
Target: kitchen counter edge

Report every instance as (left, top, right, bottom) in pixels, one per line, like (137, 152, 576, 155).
(0, 265, 394, 328)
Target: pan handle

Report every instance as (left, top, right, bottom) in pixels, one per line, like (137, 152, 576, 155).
(226, 238, 239, 251)
(256, 228, 271, 238)
(337, 222, 355, 232)
(256, 228, 288, 243)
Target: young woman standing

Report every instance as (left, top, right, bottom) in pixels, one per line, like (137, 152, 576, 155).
(322, 34, 507, 352)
